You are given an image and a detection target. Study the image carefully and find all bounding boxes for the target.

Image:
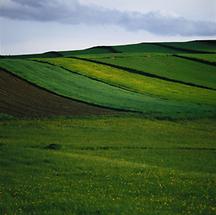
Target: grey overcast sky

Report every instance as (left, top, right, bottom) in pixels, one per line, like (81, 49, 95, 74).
(0, 0, 216, 55)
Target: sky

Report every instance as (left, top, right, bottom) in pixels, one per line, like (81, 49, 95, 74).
(0, 0, 216, 55)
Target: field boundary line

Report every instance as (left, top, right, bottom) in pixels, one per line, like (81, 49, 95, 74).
(173, 54, 216, 67)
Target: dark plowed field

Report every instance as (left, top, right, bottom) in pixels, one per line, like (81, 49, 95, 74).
(0, 70, 117, 117)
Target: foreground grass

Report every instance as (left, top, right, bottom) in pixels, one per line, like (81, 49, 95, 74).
(0, 116, 215, 215)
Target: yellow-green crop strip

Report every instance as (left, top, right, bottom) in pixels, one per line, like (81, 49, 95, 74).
(84, 53, 216, 89)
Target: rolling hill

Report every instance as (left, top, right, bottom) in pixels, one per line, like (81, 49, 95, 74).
(0, 57, 215, 119)
(0, 40, 216, 215)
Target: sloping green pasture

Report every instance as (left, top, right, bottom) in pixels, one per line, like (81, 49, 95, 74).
(1, 40, 216, 215)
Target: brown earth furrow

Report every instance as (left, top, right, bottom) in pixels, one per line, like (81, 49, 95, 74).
(0, 69, 118, 118)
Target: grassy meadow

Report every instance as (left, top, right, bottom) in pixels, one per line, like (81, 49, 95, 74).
(0, 116, 216, 215)
(0, 40, 216, 215)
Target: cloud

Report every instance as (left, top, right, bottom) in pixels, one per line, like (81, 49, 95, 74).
(1, 0, 216, 36)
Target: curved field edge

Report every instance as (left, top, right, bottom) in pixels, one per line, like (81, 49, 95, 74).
(0, 69, 118, 117)
(36, 57, 216, 107)
(0, 59, 215, 119)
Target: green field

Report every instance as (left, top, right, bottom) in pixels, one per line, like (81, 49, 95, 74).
(0, 40, 216, 215)
(1, 116, 216, 215)
(37, 57, 216, 106)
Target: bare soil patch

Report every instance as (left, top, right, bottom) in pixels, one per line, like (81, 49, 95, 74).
(0, 69, 117, 118)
